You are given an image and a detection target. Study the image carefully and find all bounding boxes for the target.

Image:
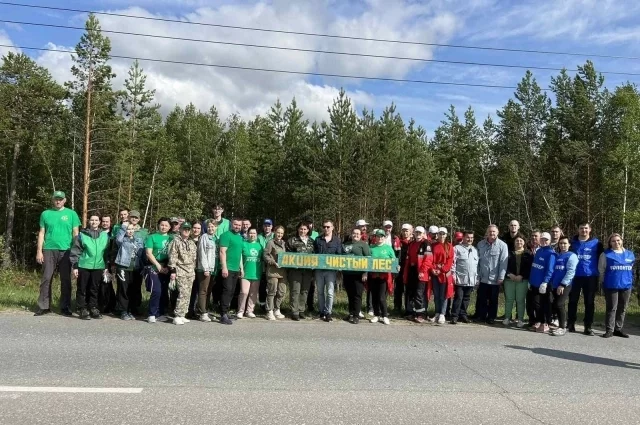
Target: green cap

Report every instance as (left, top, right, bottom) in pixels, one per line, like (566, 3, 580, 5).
(374, 229, 386, 237)
(180, 222, 192, 230)
(52, 191, 66, 199)
(129, 210, 141, 218)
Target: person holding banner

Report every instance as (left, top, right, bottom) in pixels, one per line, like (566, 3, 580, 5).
(342, 227, 371, 324)
(314, 220, 343, 322)
(286, 222, 315, 319)
(369, 229, 396, 325)
(263, 226, 289, 319)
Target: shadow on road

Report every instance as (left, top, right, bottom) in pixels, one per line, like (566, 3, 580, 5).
(505, 345, 640, 370)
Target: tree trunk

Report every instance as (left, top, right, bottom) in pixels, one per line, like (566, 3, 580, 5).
(2, 140, 20, 268)
(143, 158, 159, 229)
(621, 163, 628, 239)
(127, 111, 137, 206)
(71, 135, 76, 210)
(481, 167, 492, 225)
(82, 77, 93, 227)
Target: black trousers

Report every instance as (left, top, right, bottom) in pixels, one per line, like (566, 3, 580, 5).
(77, 268, 102, 310)
(527, 288, 551, 325)
(393, 272, 410, 312)
(452, 285, 474, 319)
(259, 272, 267, 305)
(552, 285, 571, 328)
(370, 277, 388, 318)
(567, 275, 598, 328)
(475, 282, 500, 321)
(187, 276, 199, 316)
(115, 268, 143, 314)
(220, 271, 240, 315)
(307, 278, 316, 311)
(344, 274, 364, 317)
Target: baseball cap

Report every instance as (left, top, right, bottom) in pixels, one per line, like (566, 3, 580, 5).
(415, 226, 426, 234)
(428, 225, 439, 234)
(129, 210, 140, 218)
(540, 232, 551, 240)
(454, 231, 464, 240)
(180, 222, 192, 230)
(438, 227, 448, 235)
(374, 229, 386, 237)
(383, 220, 393, 227)
(170, 217, 180, 223)
(52, 191, 65, 199)
(263, 219, 273, 226)
(401, 223, 411, 230)
(355, 219, 369, 227)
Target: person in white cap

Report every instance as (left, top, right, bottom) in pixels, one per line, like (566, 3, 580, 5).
(428, 225, 439, 244)
(430, 227, 454, 324)
(527, 231, 556, 333)
(382, 220, 401, 254)
(402, 226, 432, 322)
(355, 219, 369, 242)
(394, 224, 414, 314)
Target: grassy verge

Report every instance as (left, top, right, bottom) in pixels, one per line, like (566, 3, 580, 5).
(2, 269, 639, 327)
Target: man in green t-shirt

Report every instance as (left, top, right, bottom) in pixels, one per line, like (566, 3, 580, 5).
(203, 202, 230, 238)
(35, 191, 81, 316)
(218, 218, 244, 324)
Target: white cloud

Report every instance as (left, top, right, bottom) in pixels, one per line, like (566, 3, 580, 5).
(31, 0, 460, 124)
(0, 30, 19, 57)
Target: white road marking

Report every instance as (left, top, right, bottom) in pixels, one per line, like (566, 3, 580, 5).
(0, 386, 143, 394)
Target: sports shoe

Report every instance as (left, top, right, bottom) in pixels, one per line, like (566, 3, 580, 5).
(292, 314, 300, 321)
(90, 308, 102, 319)
(584, 328, 595, 336)
(236, 312, 244, 319)
(173, 317, 184, 325)
(382, 317, 391, 325)
(367, 310, 374, 317)
(459, 317, 470, 324)
(414, 316, 425, 324)
(370, 316, 379, 323)
(200, 313, 212, 322)
(147, 315, 156, 323)
(551, 319, 559, 327)
(60, 307, 73, 317)
(121, 312, 132, 321)
(427, 316, 436, 323)
(182, 317, 190, 323)
(219, 314, 233, 325)
(299, 312, 306, 319)
(274, 310, 285, 319)
(602, 331, 613, 338)
(516, 320, 525, 328)
(551, 328, 566, 336)
(437, 315, 446, 324)
(34, 308, 51, 316)
(246, 312, 256, 318)
(503, 318, 511, 326)
(351, 316, 360, 325)
(266, 311, 276, 321)
(568, 324, 576, 333)
(532, 322, 541, 332)
(614, 330, 630, 338)
(324, 313, 333, 322)
(450, 319, 458, 325)
(358, 312, 365, 319)
(80, 309, 91, 320)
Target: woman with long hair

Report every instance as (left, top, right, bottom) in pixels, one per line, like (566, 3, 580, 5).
(144, 217, 172, 323)
(599, 233, 635, 338)
(342, 227, 370, 324)
(196, 220, 217, 322)
(430, 227, 454, 325)
(237, 228, 264, 319)
(286, 222, 315, 320)
(263, 225, 288, 319)
(504, 234, 532, 328)
(368, 229, 396, 325)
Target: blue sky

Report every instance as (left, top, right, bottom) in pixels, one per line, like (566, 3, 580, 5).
(2, 0, 640, 133)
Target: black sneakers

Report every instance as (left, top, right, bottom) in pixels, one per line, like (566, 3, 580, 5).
(34, 308, 51, 316)
(613, 330, 630, 338)
(80, 309, 91, 320)
(60, 307, 73, 317)
(219, 314, 233, 325)
(568, 324, 576, 333)
(291, 314, 300, 321)
(90, 308, 102, 319)
(583, 328, 595, 336)
(324, 314, 333, 322)
(602, 331, 613, 338)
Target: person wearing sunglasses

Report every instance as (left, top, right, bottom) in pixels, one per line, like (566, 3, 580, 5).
(599, 233, 635, 338)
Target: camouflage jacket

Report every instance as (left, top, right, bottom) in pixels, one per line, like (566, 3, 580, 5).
(167, 236, 197, 277)
(286, 235, 315, 254)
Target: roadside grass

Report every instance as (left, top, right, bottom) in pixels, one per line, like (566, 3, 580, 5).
(2, 269, 639, 328)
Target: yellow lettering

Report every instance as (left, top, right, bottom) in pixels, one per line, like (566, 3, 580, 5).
(295, 255, 303, 266)
(383, 259, 392, 270)
(339, 257, 346, 268)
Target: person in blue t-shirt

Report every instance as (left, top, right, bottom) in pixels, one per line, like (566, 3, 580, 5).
(599, 233, 635, 339)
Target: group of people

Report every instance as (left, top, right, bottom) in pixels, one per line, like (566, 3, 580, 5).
(34, 191, 636, 338)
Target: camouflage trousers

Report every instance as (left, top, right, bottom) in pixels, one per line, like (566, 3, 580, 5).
(174, 275, 194, 318)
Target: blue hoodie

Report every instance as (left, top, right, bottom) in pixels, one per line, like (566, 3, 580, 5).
(551, 251, 578, 289)
(529, 246, 556, 288)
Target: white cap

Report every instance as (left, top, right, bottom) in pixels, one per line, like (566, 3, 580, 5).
(383, 220, 393, 227)
(415, 226, 426, 234)
(401, 223, 411, 230)
(355, 219, 369, 227)
(438, 227, 448, 234)
(540, 232, 551, 240)
(428, 225, 439, 234)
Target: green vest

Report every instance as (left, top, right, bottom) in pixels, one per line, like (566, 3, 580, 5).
(78, 232, 109, 270)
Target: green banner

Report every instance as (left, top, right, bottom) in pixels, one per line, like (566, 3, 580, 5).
(278, 252, 399, 273)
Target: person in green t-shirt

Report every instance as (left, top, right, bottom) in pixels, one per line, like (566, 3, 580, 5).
(342, 227, 371, 324)
(35, 191, 81, 316)
(69, 214, 110, 320)
(144, 217, 172, 323)
(218, 218, 244, 324)
(369, 229, 396, 325)
(237, 228, 263, 319)
(203, 202, 230, 238)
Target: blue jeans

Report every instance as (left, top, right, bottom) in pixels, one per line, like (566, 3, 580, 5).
(146, 269, 170, 317)
(315, 270, 337, 315)
(432, 277, 447, 316)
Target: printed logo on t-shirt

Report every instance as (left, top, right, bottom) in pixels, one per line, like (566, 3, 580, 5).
(159, 240, 169, 255)
(247, 248, 260, 262)
(61, 215, 69, 221)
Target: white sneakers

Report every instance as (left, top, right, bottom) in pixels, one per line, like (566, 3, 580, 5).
(236, 312, 244, 319)
(246, 312, 256, 318)
(173, 317, 184, 325)
(370, 316, 390, 324)
(274, 310, 285, 319)
(437, 314, 445, 324)
(200, 313, 211, 322)
(516, 320, 524, 328)
(370, 316, 379, 323)
(503, 318, 511, 326)
(551, 319, 560, 327)
(358, 312, 365, 319)
(147, 315, 156, 323)
(367, 310, 374, 317)
(266, 311, 276, 321)
(382, 317, 391, 325)
(182, 317, 190, 323)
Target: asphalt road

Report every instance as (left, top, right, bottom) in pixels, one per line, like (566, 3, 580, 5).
(1, 313, 639, 425)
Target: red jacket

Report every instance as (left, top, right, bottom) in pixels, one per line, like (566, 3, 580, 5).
(427, 241, 454, 300)
(403, 239, 432, 284)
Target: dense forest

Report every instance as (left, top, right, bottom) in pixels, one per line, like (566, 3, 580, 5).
(2, 14, 640, 269)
